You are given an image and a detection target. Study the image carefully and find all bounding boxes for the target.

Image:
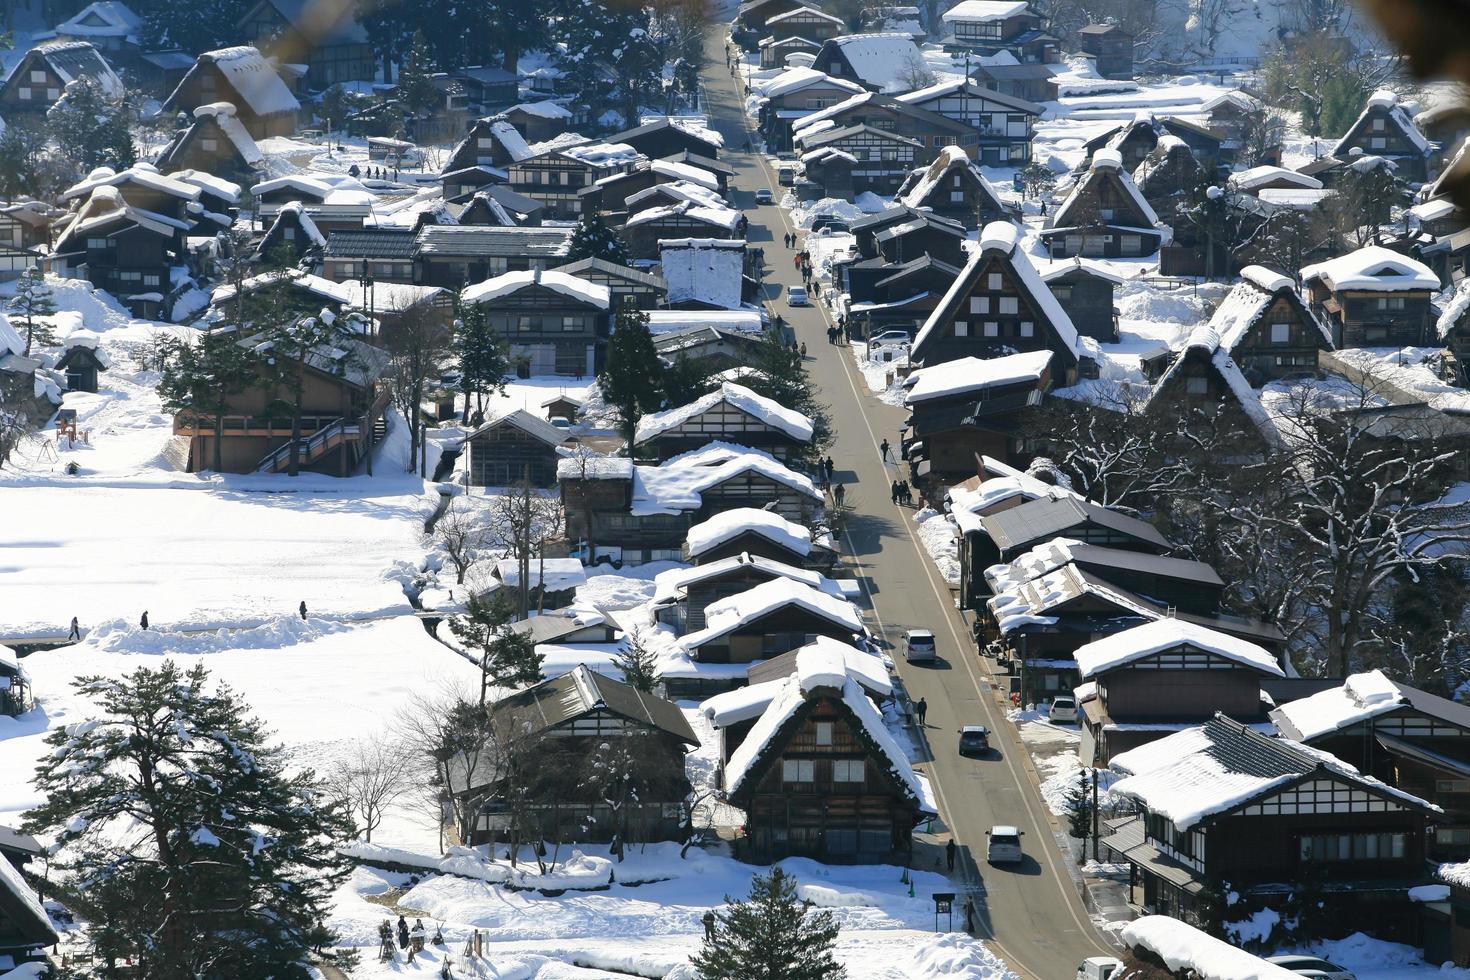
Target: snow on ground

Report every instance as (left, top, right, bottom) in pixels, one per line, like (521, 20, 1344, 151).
(576, 561, 682, 611)
(914, 508, 960, 586)
(1285, 932, 1470, 978)
(0, 616, 477, 830)
(331, 843, 1017, 979)
(0, 481, 432, 638)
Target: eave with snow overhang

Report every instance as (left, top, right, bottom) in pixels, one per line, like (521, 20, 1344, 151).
(678, 577, 863, 663)
(893, 144, 1014, 228)
(682, 506, 831, 567)
(810, 32, 931, 95)
(1301, 245, 1440, 348)
(900, 349, 1053, 479)
(720, 643, 935, 863)
(911, 221, 1085, 382)
(1043, 148, 1169, 259)
(1332, 89, 1432, 182)
(651, 553, 846, 635)
(163, 46, 300, 139)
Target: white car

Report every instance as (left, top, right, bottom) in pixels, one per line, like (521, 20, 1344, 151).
(903, 628, 936, 663)
(868, 330, 911, 348)
(1048, 695, 1078, 724)
(1264, 955, 1355, 979)
(986, 825, 1024, 864)
(788, 285, 809, 306)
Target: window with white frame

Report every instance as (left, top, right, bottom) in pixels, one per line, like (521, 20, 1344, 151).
(29, 70, 45, 83)
(833, 760, 865, 782)
(17, 88, 30, 100)
(1372, 137, 1386, 149)
(815, 722, 833, 745)
(1270, 322, 1290, 343)
(988, 273, 1002, 290)
(782, 759, 815, 783)
(954, 321, 969, 337)
(970, 296, 989, 314)
(950, 191, 965, 202)
(1020, 321, 1034, 337)
(1373, 118, 1385, 131)
(984, 321, 998, 337)
(999, 296, 1018, 314)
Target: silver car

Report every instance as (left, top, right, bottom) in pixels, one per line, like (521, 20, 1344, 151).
(986, 825, 1024, 864)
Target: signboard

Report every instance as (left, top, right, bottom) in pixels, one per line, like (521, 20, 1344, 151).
(1013, 173, 1025, 193)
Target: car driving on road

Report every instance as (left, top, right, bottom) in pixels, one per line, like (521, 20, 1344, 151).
(958, 725, 990, 756)
(986, 825, 1024, 864)
(787, 285, 808, 306)
(903, 628, 936, 663)
(754, 188, 774, 204)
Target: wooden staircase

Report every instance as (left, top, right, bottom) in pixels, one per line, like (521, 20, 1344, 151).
(255, 418, 361, 474)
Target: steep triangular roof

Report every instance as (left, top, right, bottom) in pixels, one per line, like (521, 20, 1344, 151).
(1332, 89, 1431, 159)
(895, 144, 1008, 214)
(1051, 148, 1161, 231)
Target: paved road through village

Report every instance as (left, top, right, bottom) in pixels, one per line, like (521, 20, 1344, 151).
(698, 34, 1117, 980)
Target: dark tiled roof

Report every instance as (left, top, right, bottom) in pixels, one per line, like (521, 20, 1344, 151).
(415, 225, 571, 257)
(555, 256, 666, 288)
(982, 494, 1171, 553)
(324, 229, 417, 260)
(662, 151, 736, 176)
(490, 665, 697, 744)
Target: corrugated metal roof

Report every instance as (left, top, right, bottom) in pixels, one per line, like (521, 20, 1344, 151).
(415, 225, 571, 257)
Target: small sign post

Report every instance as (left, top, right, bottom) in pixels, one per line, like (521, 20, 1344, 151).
(933, 892, 955, 932)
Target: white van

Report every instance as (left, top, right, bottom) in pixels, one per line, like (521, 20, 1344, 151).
(903, 629, 936, 663)
(986, 825, 1023, 864)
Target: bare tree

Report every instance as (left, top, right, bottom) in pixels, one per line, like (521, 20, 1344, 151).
(396, 685, 499, 851)
(328, 734, 413, 843)
(426, 496, 492, 585)
(487, 481, 566, 618)
(895, 49, 935, 92)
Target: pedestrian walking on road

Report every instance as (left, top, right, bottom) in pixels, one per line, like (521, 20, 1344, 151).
(139, 610, 149, 631)
(793, 254, 801, 270)
(68, 616, 80, 641)
(799, 342, 807, 357)
(916, 697, 928, 726)
(880, 438, 891, 462)
(825, 455, 835, 481)
(901, 480, 913, 505)
(964, 896, 976, 933)
(946, 837, 956, 872)
(890, 480, 900, 504)
(702, 910, 717, 939)
(299, 600, 308, 620)
(833, 483, 845, 506)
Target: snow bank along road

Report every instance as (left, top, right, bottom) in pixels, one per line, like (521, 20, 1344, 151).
(701, 34, 1117, 980)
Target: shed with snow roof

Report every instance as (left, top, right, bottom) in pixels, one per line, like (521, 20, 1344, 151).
(55, 331, 110, 392)
(722, 648, 934, 863)
(1103, 714, 1437, 943)
(653, 553, 844, 635)
(900, 350, 1053, 478)
(0, 798, 57, 959)
(682, 507, 831, 568)
(1301, 245, 1440, 348)
(255, 200, 327, 264)
(633, 382, 814, 463)
(910, 220, 1084, 381)
(1073, 619, 1282, 766)
(163, 46, 300, 139)
(464, 408, 569, 488)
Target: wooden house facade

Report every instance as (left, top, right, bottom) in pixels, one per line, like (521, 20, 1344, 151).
(793, 93, 983, 162)
(465, 409, 568, 487)
(456, 666, 697, 846)
(764, 5, 844, 42)
(1333, 90, 1433, 183)
(910, 222, 1083, 381)
(1103, 715, 1436, 943)
(760, 35, 821, 69)
(462, 270, 610, 378)
(1043, 149, 1166, 258)
(754, 70, 867, 153)
(940, 0, 1057, 64)
(609, 119, 721, 161)
(633, 382, 812, 463)
(725, 668, 932, 864)
(0, 41, 120, 117)
(797, 124, 923, 194)
(414, 226, 572, 288)
(238, 0, 374, 88)
(1078, 23, 1132, 79)
(895, 80, 1040, 167)
(894, 144, 1011, 228)
(553, 257, 667, 310)
(1040, 258, 1120, 343)
(154, 103, 263, 186)
(1302, 246, 1440, 348)
(163, 47, 300, 139)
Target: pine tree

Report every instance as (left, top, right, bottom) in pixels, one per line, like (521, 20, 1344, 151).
(9, 265, 56, 354)
(1065, 771, 1093, 842)
(614, 628, 660, 693)
(598, 308, 665, 443)
(449, 591, 544, 704)
(47, 77, 134, 175)
(690, 867, 846, 980)
(742, 329, 833, 463)
(567, 210, 631, 265)
(397, 30, 439, 120)
(453, 303, 513, 423)
(157, 329, 261, 473)
(1018, 160, 1056, 201)
(24, 661, 354, 979)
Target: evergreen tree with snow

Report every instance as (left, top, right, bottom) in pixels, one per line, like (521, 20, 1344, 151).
(614, 628, 660, 693)
(450, 591, 544, 704)
(743, 329, 833, 462)
(1065, 771, 1093, 843)
(24, 661, 353, 980)
(254, 309, 368, 476)
(690, 866, 846, 980)
(598, 308, 665, 443)
(567, 209, 631, 265)
(47, 78, 134, 176)
(8, 265, 56, 354)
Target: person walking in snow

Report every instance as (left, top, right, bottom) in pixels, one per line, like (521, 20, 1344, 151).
(946, 837, 957, 872)
(702, 910, 717, 939)
(799, 342, 806, 357)
(901, 481, 913, 506)
(68, 617, 80, 641)
(916, 697, 928, 726)
(397, 915, 410, 949)
(139, 610, 149, 631)
(299, 600, 307, 620)
(825, 456, 835, 482)
(833, 483, 845, 507)
(880, 438, 891, 462)
(964, 896, 976, 933)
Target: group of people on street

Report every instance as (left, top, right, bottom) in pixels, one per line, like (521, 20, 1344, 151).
(890, 480, 915, 506)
